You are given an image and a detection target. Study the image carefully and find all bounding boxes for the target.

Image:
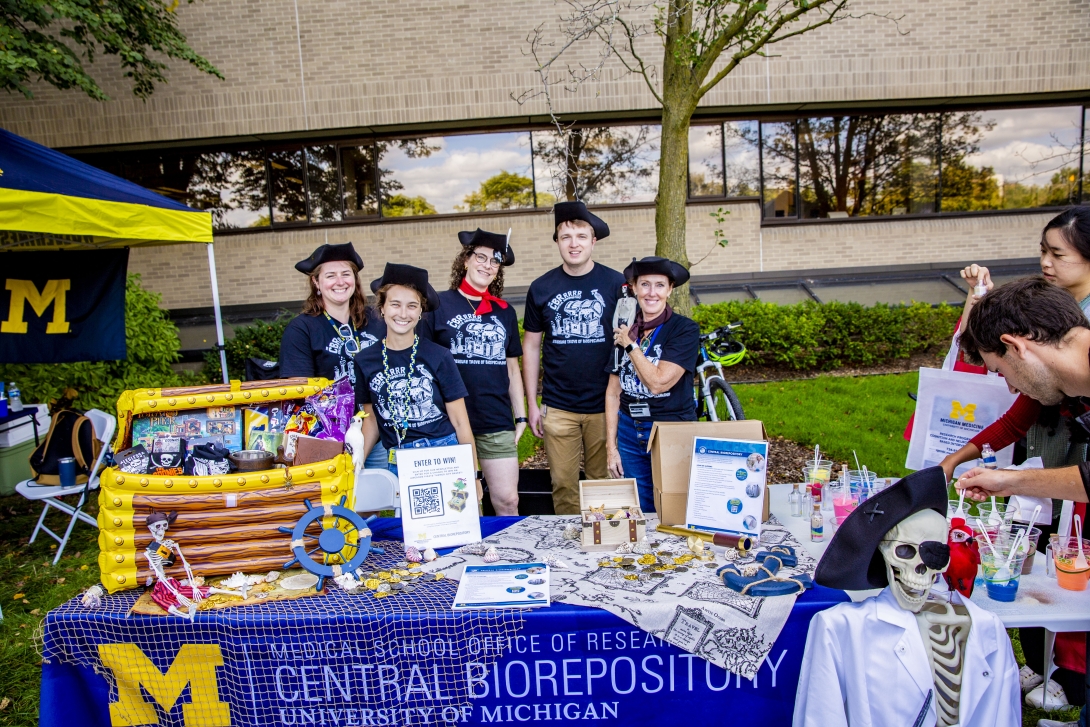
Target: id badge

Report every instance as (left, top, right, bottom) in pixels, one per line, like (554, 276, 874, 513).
(388, 448, 397, 464)
(628, 402, 651, 418)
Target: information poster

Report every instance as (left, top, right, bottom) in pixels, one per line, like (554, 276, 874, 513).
(397, 444, 481, 550)
(453, 562, 550, 610)
(684, 437, 768, 540)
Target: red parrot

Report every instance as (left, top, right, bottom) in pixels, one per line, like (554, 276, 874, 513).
(944, 516, 980, 597)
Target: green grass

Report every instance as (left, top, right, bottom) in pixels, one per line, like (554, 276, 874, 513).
(735, 372, 919, 477)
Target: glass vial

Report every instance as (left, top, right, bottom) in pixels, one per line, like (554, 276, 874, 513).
(981, 443, 997, 470)
(789, 484, 804, 518)
(810, 503, 824, 542)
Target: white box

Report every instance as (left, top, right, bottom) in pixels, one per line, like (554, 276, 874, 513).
(0, 405, 50, 448)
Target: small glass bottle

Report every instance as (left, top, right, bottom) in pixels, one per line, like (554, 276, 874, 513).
(981, 443, 997, 470)
(810, 502, 824, 542)
(789, 483, 804, 518)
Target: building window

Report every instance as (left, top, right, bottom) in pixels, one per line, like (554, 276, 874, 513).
(267, 147, 307, 224)
(306, 145, 342, 222)
(340, 144, 378, 218)
(689, 125, 724, 197)
(533, 125, 660, 205)
(724, 121, 760, 197)
(761, 121, 798, 219)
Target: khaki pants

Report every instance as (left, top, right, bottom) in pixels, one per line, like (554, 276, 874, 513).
(542, 406, 609, 515)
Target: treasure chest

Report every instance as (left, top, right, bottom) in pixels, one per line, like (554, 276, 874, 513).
(579, 478, 646, 551)
(98, 379, 356, 593)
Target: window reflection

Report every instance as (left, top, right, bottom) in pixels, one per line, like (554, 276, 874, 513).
(761, 122, 797, 218)
(340, 145, 377, 217)
(306, 145, 341, 222)
(725, 121, 760, 197)
(689, 125, 724, 197)
(268, 148, 307, 224)
(533, 125, 660, 204)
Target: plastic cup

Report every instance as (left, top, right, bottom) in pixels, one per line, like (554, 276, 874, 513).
(975, 502, 1015, 534)
(1053, 537, 1090, 591)
(829, 481, 859, 525)
(848, 470, 880, 502)
(1008, 524, 1042, 574)
(803, 463, 833, 504)
(978, 538, 1028, 602)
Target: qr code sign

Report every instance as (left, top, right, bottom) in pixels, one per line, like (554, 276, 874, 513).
(408, 483, 444, 519)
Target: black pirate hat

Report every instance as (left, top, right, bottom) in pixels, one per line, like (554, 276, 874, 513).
(624, 256, 691, 287)
(369, 263, 441, 311)
(295, 242, 364, 274)
(553, 201, 609, 241)
(814, 466, 948, 591)
(458, 228, 515, 266)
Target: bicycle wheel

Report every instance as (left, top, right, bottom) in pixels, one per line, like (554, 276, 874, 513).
(706, 377, 745, 421)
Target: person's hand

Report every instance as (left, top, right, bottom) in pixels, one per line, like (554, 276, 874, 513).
(939, 455, 959, 484)
(514, 421, 527, 444)
(528, 401, 544, 439)
(607, 447, 624, 479)
(613, 324, 632, 349)
(954, 467, 1016, 501)
(960, 264, 993, 294)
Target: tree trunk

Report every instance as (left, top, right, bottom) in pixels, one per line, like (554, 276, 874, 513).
(657, 103, 694, 314)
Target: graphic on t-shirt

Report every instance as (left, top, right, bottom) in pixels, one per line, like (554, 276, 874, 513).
(547, 289, 606, 341)
(371, 364, 443, 426)
(325, 333, 379, 383)
(447, 314, 506, 362)
(619, 344, 669, 399)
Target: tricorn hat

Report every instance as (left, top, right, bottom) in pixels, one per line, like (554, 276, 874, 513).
(814, 466, 948, 591)
(624, 256, 690, 287)
(295, 242, 364, 274)
(369, 262, 441, 311)
(458, 228, 515, 266)
(553, 200, 609, 241)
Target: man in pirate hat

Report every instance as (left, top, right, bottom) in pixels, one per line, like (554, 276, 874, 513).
(522, 201, 626, 514)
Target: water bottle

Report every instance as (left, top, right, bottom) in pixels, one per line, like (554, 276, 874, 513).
(7, 383, 22, 413)
(788, 484, 803, 518)
(973, 283, 988, 298)
(981, 443, 997, 470)
(810, 502, 824, 542)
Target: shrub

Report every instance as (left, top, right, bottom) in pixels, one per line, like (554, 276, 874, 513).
(691, 299, 960, 370)
(202, 313, 293, 382)
(0, 275, 204, 413)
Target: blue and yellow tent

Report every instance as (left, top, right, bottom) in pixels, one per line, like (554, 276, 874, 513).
(0, 127, 228, 378)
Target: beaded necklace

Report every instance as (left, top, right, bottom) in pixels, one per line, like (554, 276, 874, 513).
(381, 335, 420, 446)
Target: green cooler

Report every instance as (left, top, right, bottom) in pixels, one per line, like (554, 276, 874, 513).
(0, 438, 35, 495)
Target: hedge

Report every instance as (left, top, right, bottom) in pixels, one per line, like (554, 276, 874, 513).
(690, 300, 960, 370)
(202, 313, 292, 382)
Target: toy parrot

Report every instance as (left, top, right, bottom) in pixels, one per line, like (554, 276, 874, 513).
(943, 516, 980, 597)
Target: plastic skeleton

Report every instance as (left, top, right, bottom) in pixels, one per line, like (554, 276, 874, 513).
(878, 509, 968, 727)
(144, 512, 249, 620)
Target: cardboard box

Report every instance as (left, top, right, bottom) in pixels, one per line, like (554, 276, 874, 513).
(579, 478, 646, 551)
(647, 420, 770, 526)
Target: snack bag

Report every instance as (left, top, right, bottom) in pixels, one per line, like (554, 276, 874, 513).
(308, 377, 354, 441)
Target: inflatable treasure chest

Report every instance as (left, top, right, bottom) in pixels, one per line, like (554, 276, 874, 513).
(98, 379, 356, 593)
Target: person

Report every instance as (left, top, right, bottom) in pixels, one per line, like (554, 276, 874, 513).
(352, 263, 478, 479)
(940, 207, 1090, 482)
(522, 201, 625, 515)
(280, 242, 388, 468)
(420, 229, 526, 516)
(604, 256, 700, 513)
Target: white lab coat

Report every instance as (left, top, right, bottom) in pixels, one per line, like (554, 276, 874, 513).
(794, 586, 1020, 727)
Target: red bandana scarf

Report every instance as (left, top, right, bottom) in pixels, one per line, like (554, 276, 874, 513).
(459, 279, 509, 315)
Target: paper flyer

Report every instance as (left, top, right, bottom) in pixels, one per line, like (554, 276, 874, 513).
(684, 437, 768, 540)
(397, 444, 481, 550)
(452, 563, 550, 610)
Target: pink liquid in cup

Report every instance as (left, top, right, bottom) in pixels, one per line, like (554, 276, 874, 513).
(833, 496, 857, 524)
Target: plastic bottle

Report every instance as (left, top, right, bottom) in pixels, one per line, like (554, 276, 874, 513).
(7, 383, 22, 413)
(810, 502, 824, 542)
(973, 283, 988, 298)
(0, 385, 7, 418)
(789, 484, 803, 518)
(981, 443, 997, 470)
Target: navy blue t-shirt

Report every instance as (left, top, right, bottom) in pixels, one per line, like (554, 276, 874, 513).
(609, 314, 700, 421)
(279, 311, 385, 384)
(353, 337, 469, 450)
(420, 290, 524, 435)
(523, 263, 625, 414)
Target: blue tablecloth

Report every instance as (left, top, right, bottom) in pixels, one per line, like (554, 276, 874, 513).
(41, 517, 848, 726)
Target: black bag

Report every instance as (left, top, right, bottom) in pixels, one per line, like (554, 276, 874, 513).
(185, 443, 232, 476)
(245, 357, 280, 382)
(29, 410, 102, 486)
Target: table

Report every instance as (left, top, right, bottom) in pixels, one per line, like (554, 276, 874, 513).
(41, 516, 849, 727)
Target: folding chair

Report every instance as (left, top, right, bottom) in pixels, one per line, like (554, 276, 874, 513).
(15, 409, 115, 565)
(354, 468, 401, 517)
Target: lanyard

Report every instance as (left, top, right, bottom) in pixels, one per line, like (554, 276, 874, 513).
(324, 312, 361, 355)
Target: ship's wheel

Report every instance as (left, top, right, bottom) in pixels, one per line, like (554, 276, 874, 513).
(278, 495, 385, 591)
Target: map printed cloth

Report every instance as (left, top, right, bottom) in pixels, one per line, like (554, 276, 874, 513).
(429, 515, 816, 680)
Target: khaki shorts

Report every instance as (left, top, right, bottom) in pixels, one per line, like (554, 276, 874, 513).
(474, 430, 518, 460)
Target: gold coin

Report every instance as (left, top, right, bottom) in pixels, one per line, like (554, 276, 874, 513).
(612, 556, 623, 563)
(364, 578, 381, 590)
(396, 569, 410, 576)
(598, 560, 612, 567)
(389, 574, 401, 583)
(377, 572, 392, 581)
(623, 574, 639, 581)
(407, 562, 421, 569)
(637, 554, 656, 565)
(374, 591, 389, 598)
(434, 572, 446, 580)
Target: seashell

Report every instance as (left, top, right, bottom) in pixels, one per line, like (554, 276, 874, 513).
(265, 571, 281, 583)
(455, 541, 489, 556)
(333, 572, 360, 591)
(633, 537, 653, 555)
(423, 547, 438, 562)
(611, 508, 631, 520)
(562, 524, 581, 540)
(81, 584, 105, 609)
(405, 545, 423, 562)
(221, 572, 249, 589)
(483, 546, 500, 563)
(543, 555, 568, 570)
(615, 541, 634, 554)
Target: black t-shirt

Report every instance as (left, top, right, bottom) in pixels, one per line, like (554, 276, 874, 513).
(608, 315, 700, 421)
(353, 336, 469, 450)
(524, 263, 625, 414)
(419, 290, 524, 435)
(279, 311, 385, 384)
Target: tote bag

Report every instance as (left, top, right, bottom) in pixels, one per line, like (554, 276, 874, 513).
(906, 367, 1018, 477)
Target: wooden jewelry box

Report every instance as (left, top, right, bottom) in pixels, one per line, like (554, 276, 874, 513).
(579, 478, 646, 551)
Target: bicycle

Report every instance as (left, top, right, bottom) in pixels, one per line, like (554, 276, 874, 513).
(694, 322, 746, 421)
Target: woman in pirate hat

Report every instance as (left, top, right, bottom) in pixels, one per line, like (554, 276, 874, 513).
(417, 229, 526, 515)
(353, 263, 478, 477)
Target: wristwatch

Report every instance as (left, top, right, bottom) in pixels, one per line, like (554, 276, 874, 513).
(515, 417, 528, 424)
(624, 342, 636, 354)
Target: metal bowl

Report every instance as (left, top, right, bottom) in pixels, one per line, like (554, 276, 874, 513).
(229, 449, 275, 472)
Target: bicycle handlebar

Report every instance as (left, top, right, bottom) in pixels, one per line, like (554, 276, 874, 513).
(699, 322, 743, 341)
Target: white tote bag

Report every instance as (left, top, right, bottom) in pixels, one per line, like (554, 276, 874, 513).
(906, 367, 1019, 477)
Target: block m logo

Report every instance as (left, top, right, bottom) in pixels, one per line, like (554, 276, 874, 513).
(98, 644, 231, 727)
(1, 279, 71, 334)
(949, 401, 976, 423)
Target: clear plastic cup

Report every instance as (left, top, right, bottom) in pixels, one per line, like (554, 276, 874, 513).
(975, 502, 1015, 533)
(1053, 537, 1090, 591)
(947, 499, 975, 521)
(803, 463, 834, 504)
(827, 480, 859, 525)
(1007, 523, 1042, 574)
(976, 536, 1029, 602)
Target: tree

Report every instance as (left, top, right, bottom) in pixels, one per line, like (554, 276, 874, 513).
(533, 125, 658, 202)
(381, 194, 438, 217)
(458, 171, 556, 211)
(518, 1, 894, 312)
(1, 0, 222, 100)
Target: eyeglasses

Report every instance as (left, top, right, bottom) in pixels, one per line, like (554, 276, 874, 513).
(472, 252, 502, 269)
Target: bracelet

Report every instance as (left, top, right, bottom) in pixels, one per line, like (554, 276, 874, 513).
(514, 417, 528, 424)
(624, 342, 636, 353)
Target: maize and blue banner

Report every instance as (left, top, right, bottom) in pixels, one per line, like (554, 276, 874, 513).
(0, 249, 128, 364)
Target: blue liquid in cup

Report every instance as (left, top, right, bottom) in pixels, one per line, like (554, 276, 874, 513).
(985, 579, 1019, 602)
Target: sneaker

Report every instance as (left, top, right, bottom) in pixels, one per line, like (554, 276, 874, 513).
(1026, 680, 1071, 710)
(1021, 665, 1045, 693)
(1036, 720, 1078, 727)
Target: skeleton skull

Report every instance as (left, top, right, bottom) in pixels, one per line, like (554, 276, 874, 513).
(878, 510, 950, 612)
(148, 519, 170, 541)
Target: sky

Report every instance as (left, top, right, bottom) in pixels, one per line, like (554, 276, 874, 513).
(964, 105, 1084, 187)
